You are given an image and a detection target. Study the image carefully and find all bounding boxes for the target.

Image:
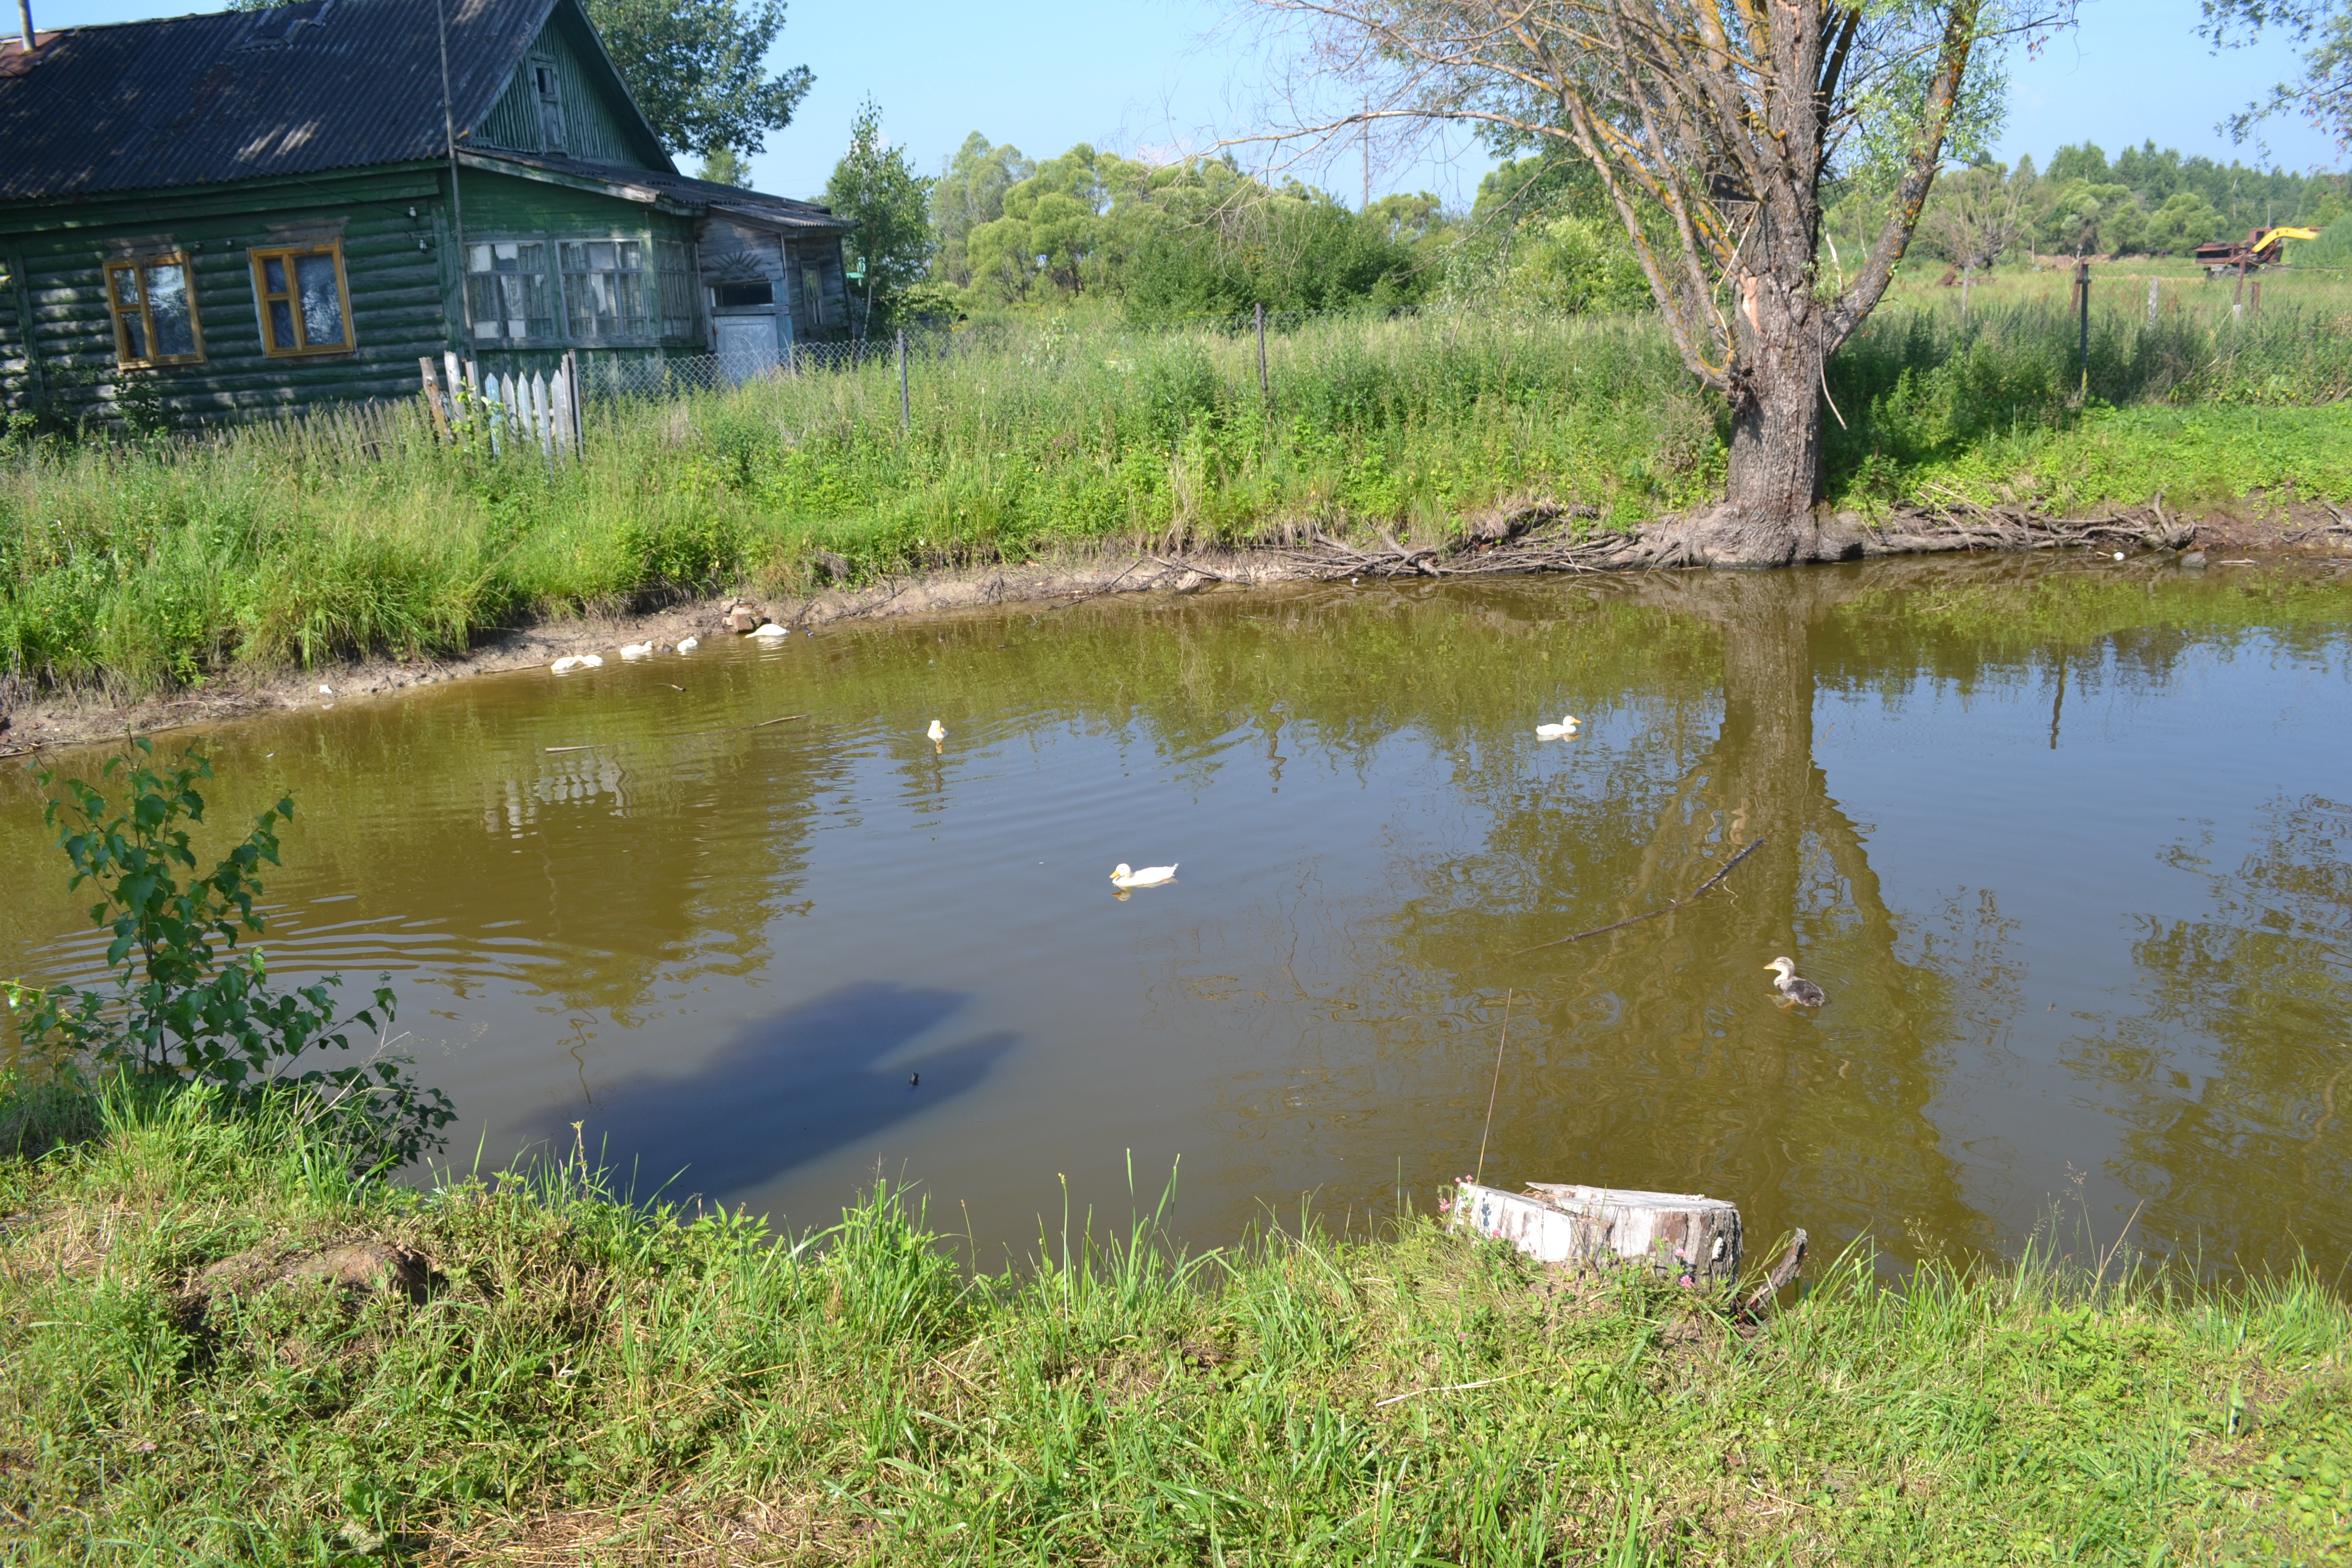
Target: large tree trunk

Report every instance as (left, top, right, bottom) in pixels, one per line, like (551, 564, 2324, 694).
(1717, 347, 1828, 565)
(1647, 281, 1832, 567)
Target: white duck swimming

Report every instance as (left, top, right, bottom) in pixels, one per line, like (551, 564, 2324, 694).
(751, 622, 790, 638)
(675, 636, 700, 653)
(1110, 862, 1178, 889)
(926, 719, 946, 742)
(550, 654, 604, 674)
(1766, 956, 1827, 1007)
(619, 642, 654, 659)
(1535, 714, 1581, 738)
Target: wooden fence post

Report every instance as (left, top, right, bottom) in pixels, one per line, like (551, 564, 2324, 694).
(897, 328, 909, 433)
(2073, 259, 2090, 398)
(419, 356, 452, 440)
(2146, 276, 2159, 325)
(562, 350, 581, 456)
(445, 351, 468, 438)
(1255, 301, 1268, 397)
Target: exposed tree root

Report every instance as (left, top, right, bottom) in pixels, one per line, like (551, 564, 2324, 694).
(1253, 492, 2351, 582)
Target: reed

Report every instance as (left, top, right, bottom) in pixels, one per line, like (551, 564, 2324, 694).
(2, 1077, 2348, 1564)
(4, 284, 2348, 699)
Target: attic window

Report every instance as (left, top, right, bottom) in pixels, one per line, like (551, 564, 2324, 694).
(532, 58, 566, 152)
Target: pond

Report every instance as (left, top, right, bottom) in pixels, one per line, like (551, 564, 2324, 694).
(4, 556, 2348, 1276)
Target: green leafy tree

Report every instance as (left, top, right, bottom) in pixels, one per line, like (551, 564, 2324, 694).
(932, 134, 1036, 288)
(2, 740, 453, 1170)
(823, 98, 937, 331)
(2037, 179, 2144, 255)
(695, 146, 752, 186)
(1918, 160, 2037, 272)
(1494, 214, 1653, 315)
(581, 0, 812, 160)
(2144, 189, 2226, 254)
(1120, 183, 1429, 320)
(967, 145, 1117, 300)
(1252, 0, 2072, 566)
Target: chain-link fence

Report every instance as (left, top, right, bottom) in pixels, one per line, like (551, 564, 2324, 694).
(580, 324, 999, 405)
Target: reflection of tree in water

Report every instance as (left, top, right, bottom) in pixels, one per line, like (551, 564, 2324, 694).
(2072, 795, 2352, 1271)
(1171, 568, 2035, 1259)
(1411, 571, 1999, 1256)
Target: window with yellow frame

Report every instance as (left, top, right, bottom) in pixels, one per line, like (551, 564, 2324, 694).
(250, 240, 354, 356)
(104, 253, 204, 368)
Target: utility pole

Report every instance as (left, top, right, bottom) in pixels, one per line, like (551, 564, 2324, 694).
(438, 0, 471, 344)
(1362, 95, 1370, 211)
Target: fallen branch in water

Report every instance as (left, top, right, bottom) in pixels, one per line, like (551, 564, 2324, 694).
(1049, 556, 1161, 609)
(750, 713, 810, 729)
(1149, 555, 1240, 583)
(1516, 837, 1766, 954)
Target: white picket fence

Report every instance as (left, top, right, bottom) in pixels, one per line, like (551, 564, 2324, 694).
(415, 351, 582, 461)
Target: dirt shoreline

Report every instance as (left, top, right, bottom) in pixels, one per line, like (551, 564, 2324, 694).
(5, 503, 2346, 756)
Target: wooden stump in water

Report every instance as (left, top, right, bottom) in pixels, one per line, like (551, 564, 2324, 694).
(1452, 1182, 1743, 1287)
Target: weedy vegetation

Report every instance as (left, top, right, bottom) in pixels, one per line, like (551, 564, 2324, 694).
(2, 739, 452, 1172)
(0, 1087, 2348, 1564)
(3, 273, 2350, 701)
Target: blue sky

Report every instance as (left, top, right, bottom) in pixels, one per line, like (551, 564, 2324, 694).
(31, 0, 2349, 204)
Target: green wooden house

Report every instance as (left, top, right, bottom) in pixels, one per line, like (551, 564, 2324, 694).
(0, 0, 853, 426)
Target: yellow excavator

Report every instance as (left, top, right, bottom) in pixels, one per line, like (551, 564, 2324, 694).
(2194, 226, 2321, 277)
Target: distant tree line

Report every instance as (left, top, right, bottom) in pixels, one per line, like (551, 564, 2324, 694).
(1875, 141, 2349, 273)
(807, 111, 2352, 333)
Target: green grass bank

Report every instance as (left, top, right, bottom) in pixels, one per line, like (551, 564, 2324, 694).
(3, 1083, 2349, 1565)
(5, 275, 2351, 698)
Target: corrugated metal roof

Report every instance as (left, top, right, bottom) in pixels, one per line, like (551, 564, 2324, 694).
(469, 151, 851, 236)
(0, 0, 670, 203)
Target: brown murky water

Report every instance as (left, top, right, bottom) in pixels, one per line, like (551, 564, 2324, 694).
(5, 557, 2348, 1274)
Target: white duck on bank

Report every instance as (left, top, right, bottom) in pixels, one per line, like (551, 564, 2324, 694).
(550, 654, 604, 674)
(676, 635, 700, 653)
(1110, 862, 1178, 889)
(1535, 714, 1581, 738)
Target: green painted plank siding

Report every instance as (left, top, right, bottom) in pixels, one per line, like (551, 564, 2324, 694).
(468, 11, 658, 167)
(541, 6, 660, 167)
(7, 168, 459, 422)
(0, 160, 715, 424)
(1, 243, 33, 411)
(476, 68, 545, 154)
(458, 166, 675, 235)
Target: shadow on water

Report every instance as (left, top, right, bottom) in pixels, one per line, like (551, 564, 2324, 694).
(525, 981, 1018, 1206)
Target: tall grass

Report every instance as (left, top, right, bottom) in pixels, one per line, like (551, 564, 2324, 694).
(2, 1082, 2348, 1562)
(4, 282, 2349, 697)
